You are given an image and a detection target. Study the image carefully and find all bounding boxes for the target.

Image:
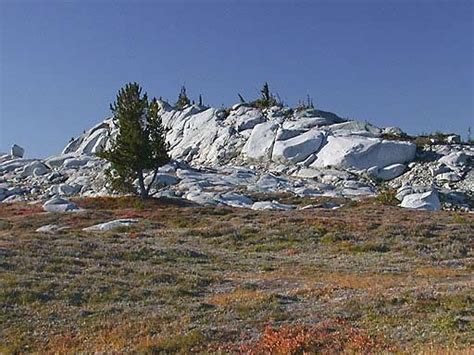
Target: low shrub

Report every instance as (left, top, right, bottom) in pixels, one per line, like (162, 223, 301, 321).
(217, 319, 392, 353)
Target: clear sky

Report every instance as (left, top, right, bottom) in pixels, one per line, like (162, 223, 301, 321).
(1, 0, 472, 158)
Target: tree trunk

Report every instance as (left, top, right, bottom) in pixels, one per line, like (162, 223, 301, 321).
(137, 171, 148, 199)
(145, 166, 159, 196)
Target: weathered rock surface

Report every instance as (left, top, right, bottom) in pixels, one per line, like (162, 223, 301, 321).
(272, 129, 324, 164)
(399, 189, 441, 211)
(369, 163, 406, 181)
(242, 121, 279, 161)
(309, 136, 416, 170)
(1, 102, 472, 212)
(43, 196, 78, 213)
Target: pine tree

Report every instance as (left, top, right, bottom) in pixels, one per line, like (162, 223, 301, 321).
(261, 82, 271, 102)
(175, 85, 190, 109)
(98, 83, 170, 199)
(251, 82, 278, 109)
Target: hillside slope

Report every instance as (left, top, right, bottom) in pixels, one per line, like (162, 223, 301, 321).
(1, 102, 472, 211)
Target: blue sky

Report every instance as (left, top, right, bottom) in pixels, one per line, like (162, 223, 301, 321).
(1, 0, 472, 158)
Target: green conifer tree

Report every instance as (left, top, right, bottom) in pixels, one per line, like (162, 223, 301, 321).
(98, 83, 170, 199)
(261, 82, 271, 102)
(251, 82, 278, 109)
(175, 85, 190, 109)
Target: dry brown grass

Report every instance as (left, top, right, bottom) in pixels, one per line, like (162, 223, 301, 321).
(415, 267, 470, 278)
(209, 288, 268, 308)
(1, 196, 473, 353)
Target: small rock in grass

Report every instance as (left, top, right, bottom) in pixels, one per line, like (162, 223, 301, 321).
(43, 196, 78, 213)
(251, 201, 294, 211)
(82, 219, 139, 232)
(400, 189, 441, 211)
(36, 224, 69, 234)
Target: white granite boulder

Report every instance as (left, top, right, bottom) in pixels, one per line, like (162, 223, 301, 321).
(83, 219, 138, 232)
(184, 191, 220, 205)
(36, 224, 69, 234)
(241, 122, 279, 161)
(218, 192, 253, 208)
(272, 129, 324, 164)
(62, 157, 91, 169)
(43, 196, 78, 213)
(49, 183, 82, 196)
(251, 201, 295, 211)
(228, 106, 265, 132)
(368, 163, 406, 181)
(20, 161, 50, 177)
(438, 152, 468, 168)
(0, 158, 34, 174)
(326, 120, 381, 136)
(399, 189, 441, 211)
(253, 174, 290, 192)
(45, 154, 76, 168)
(310, 135, 416, 170)
(75, 128, 109, 155)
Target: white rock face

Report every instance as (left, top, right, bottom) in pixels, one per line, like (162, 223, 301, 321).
(76, 128, 108, 155)
(272, 129, 324, 164)
(253, 174, 291, 192)
(369, 163, 406, 181)
(56, 102, 419, 173)
(21, 161, 50, 177)
(326, 121, 381, 136)
(310, 136, 416, 170)
(241, 122, 279, 161)
(11, 144, 24, 158)
(438, 152, 468, 168)
(167, 108, 222, 163)
(83, 219, 138, 232)
(0, 158, 34, 174)
(45, 154, 76, 168)
(400, 190, 441, 211)
(227, 106, 265, 131)
(63, 121, 112, 155)
(43, 196, 78, 212)
(2, 100, 471, 212)
(63, 157, 91, 169)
